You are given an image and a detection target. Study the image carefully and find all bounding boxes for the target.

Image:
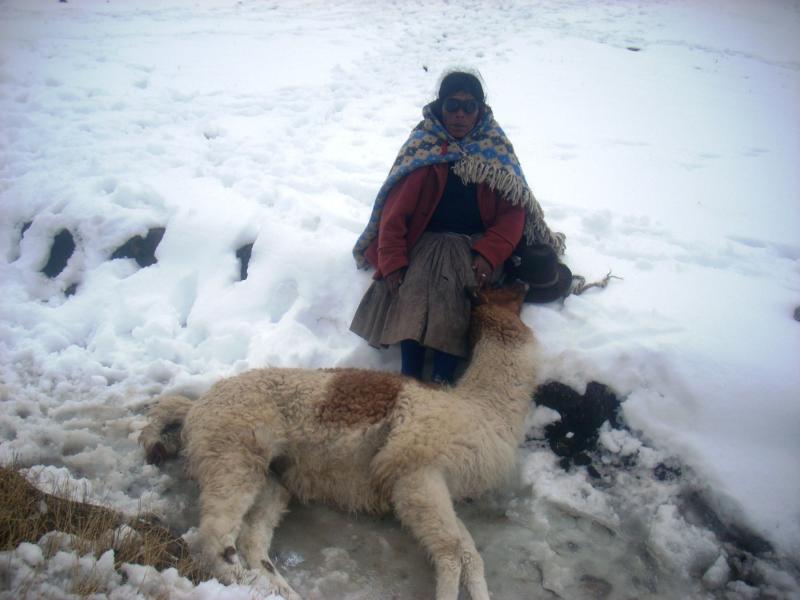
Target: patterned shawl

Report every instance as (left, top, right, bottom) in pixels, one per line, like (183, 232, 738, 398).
(352, 102, 566, 268)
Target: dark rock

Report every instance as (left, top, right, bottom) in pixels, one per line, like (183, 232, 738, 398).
(794, 306, 800, 322)
(653, 462, 681, 481)
(580, 574, 613, 598)
(534, 381, 622, 461)
(727, 550, 762, 588)
(41, 229, 75, 278)
(65, 283, 78, 297)
(627, 46, 642, 52)
(111, 227, 165, 267)
(680, 490, 773, 556)
(573, 452, 592, 466)
(21, 222, 32, 238)
(236, 242, 254, 281)
(552, 435, 578, 457)
(586, 465, 602, 479)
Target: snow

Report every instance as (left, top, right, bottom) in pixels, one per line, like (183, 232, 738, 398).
(1, 0, 799, 598)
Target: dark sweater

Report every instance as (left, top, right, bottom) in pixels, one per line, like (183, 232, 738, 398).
(425, 164, 484, 235)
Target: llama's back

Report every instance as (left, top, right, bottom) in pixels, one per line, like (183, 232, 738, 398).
(182, 366, 421, 513)
(184, 366, 411, 436)
(278, 368, 426, 512)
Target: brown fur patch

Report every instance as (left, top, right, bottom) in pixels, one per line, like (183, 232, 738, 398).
(474, 283, 527, 314)
(317, 369, 406, 426)
(476, 306, 531, 345)
(469, 284, 532, 348)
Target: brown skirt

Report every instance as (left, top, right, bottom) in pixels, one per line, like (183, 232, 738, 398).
(350, 232, 483, 358)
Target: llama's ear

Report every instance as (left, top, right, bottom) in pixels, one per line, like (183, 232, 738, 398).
(509, 280, 530, 312)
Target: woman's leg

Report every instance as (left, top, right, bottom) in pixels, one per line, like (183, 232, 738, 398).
(431, 350, 459, 385)
(401, 339, 426, 379)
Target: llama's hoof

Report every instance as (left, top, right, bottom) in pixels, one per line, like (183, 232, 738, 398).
(213, 564, 241, 585)
(277, 584, 303, 600)
(273, 583, 302, 600)
(206, 548, 247, 585)
(252, 558, 301, 600)
(247, 571, 303, 600)
(222, 545, 237, 564)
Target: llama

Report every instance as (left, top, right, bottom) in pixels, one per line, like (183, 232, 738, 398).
(139, 283, 538, 600)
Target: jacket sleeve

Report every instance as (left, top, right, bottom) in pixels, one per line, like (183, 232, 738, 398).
(472, 197, 526, 269)
(377, 169, 426, 277)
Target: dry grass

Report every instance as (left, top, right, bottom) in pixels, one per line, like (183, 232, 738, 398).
(0, 464, 211, 596)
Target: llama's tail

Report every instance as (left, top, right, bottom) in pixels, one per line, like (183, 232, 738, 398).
(139, 395, 193, 466)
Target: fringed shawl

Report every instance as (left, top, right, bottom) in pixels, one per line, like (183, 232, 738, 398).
(353, 102, 566, 268)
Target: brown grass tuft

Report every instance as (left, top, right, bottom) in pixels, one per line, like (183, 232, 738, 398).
(0, 464, 211, 596)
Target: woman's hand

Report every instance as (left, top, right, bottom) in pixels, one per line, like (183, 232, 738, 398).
(472, 254, 492, 289)
(384, 268, 406, 297)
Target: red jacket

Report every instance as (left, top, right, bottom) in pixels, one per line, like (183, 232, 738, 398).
(364, 163, 525, 278)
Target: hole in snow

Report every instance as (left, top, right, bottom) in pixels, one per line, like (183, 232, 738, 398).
(111, 227, 165, 267)
(236, 242, 254, 281)
(41, 229, 76, 278)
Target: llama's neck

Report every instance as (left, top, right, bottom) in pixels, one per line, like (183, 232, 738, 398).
(456, 333, 538, 427)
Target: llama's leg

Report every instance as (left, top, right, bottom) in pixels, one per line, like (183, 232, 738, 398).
(237, 476, 300, 600)
(392, 468, 468, 600)
(455, 517, 490, 600)
(195, 458, 266, 583)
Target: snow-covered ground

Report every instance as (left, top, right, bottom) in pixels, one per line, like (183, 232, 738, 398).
(1, 0, 798, 598)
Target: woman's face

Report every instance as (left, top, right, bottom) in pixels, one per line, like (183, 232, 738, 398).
(441, 91, 480, 139)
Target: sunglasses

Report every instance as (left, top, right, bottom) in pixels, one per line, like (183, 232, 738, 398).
(442, 97, 479, 115)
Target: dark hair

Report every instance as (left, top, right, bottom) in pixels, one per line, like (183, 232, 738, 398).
(434, 71, 485, 117)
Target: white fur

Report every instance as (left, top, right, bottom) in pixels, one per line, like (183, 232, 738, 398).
(140, 286, 538, 600)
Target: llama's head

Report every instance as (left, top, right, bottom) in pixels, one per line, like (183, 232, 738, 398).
(468, 282, 533, 348)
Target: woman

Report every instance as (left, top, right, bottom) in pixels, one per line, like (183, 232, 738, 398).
(351, 71, 565, 384)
